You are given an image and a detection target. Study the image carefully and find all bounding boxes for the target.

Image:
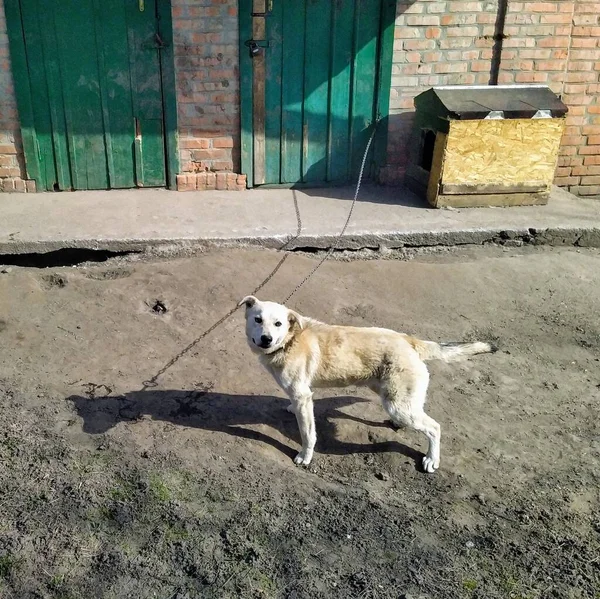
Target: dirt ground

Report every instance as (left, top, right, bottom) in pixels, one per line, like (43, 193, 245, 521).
(0, 245, 598, 599)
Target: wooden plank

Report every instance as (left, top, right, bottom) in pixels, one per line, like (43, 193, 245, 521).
(239, 0, 254, 187)
(93, 0, 136, 189)
(127, 0, 166, 187)
(280, 0, 305, 184)
(40, 0, 72, 189)
(264, 0, 282, 184)
(327, 0, 353, 182)
(441, 182, 549, 195)
(436, 192, 550, 208)
(252, 0, 267, 185)
(53, 0, 108, 189)
(302, 0, 332, 183)
(17, 0, 58, 190)
(4, 0, 43, 188)
(426, 132, 447, 207)
(373, 0, 396, 177)
(349, 0, 380, 177)
(443, 118, 565, 188)
(157, 0, 180, 189)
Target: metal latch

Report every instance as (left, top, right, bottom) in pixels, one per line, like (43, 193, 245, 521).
(244, 39, 269, 58)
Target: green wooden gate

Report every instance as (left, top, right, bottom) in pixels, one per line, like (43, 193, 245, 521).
(5, 0, 178, 191)
(239, 0, 395, 187)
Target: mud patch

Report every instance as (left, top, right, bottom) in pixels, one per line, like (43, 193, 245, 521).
(86, 268, 132, 281)
(41, 273, 68, 289)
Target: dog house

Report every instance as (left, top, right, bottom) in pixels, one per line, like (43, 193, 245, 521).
(406, 85, 568, 208)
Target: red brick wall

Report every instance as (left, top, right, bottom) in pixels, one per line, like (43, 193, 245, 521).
(172, 0, 245, 189)
(0, 0, 29, 192)
(384, 0, 600, 199)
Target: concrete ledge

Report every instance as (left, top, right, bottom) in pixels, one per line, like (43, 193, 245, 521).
(1, 184, 599, 255)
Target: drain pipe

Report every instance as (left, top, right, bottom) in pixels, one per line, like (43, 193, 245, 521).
(489, 0, 508, 85)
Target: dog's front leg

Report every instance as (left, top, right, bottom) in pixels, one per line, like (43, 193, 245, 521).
(289, 389, 316, 466)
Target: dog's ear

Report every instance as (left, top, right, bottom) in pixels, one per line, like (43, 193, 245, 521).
(288, 310, 303, 330)
(238, 295, 258, 309)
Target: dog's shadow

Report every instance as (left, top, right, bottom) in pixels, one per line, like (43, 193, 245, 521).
(67, 390, 422, 466)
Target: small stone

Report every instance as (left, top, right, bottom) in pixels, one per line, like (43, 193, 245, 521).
(466, 541, 475, 549)
(476, 493, 486, 505)
(0, 267, 12, 274)
(503, 239, 523, 248)
(375, 471, 390, 481)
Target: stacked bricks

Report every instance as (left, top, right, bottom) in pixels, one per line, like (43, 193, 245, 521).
(0, 0, 32, 192)
(383, 0, 600, 199)
(172, 0, 242, 189)
(553, 1, 600, 198)
(176, 171, 246, 191)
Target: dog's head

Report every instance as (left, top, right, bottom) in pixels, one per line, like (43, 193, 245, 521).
(239, 296, 302, 354)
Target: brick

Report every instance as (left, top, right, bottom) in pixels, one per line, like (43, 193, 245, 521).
(581, 176, 600, 185)
(25, 180, 36, 193)
(534, 60, 566, 71)
(213, 137, 234, 148)
(446, 26, 480, 37)
(555, 167, 572, 177)
(226, 173, 238, 191)
(205, 172, 216, 191)
(0, 168, 20, 177)
(588, 136, 600, 146)
(573, 165, 600, 176)
(176, 174, 195, 192)
(434, 63, 468, 74)
(0, 144, 17, 154)
(425, 27, 442, 39)
(573, 185, 600, 196)
(538, 37, 570, 48)
(554, 176, 581, 187)
(515, 72, 548, 83)
(561, 135, 587, 147)
(212, 161, 234, 171)
(215, 172, 227, 190)
(584, 156, 600, 166)
(179, 139, 210, 149)
(524, 2, 558, 12)
(580, 146, 600, 155)
(196, 172, 207, 191)
(406, 15, 440, 26)
(441, 14, 477, 25)
(448, 1, 483, 11)
(13, 179, 25, 193)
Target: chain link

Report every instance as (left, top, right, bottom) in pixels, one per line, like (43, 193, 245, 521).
(141, 119, 379, 390)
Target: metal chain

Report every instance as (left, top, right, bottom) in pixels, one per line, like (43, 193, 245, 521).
(141, 119, 378, 390)
(283, 121, 379, 303)
(141, 192, 303, 390)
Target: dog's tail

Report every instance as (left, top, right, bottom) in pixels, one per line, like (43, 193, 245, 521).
(407, 337, 497, 363)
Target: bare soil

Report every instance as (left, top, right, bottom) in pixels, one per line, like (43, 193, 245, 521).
(0, 245, 598, 599)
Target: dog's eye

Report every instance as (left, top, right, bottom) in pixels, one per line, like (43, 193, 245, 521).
(274, 321, 282, 327)
(254, 316, 262, 324)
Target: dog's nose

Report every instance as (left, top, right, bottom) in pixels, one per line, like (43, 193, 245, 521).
(260, 334, 272, 346)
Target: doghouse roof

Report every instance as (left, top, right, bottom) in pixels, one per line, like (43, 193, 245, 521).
(414, 85, 568, 120)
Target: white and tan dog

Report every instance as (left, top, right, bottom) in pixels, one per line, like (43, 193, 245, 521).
(240, 296, 496, 473)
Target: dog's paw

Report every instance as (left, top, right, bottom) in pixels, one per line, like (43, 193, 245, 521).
(285, 403, 296, 414)
(422, 456, 439, 474)
(294, 449, 313, 466)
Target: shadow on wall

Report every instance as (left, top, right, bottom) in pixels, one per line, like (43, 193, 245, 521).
(67, 389, 423, 468)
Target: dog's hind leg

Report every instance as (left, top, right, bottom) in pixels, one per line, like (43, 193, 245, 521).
(380, 362, 441, 474)
(288, 388, 316, 466)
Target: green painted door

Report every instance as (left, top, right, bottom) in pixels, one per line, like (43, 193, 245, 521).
(6, 0, 167, 190)
(240, 0, 395, 187)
